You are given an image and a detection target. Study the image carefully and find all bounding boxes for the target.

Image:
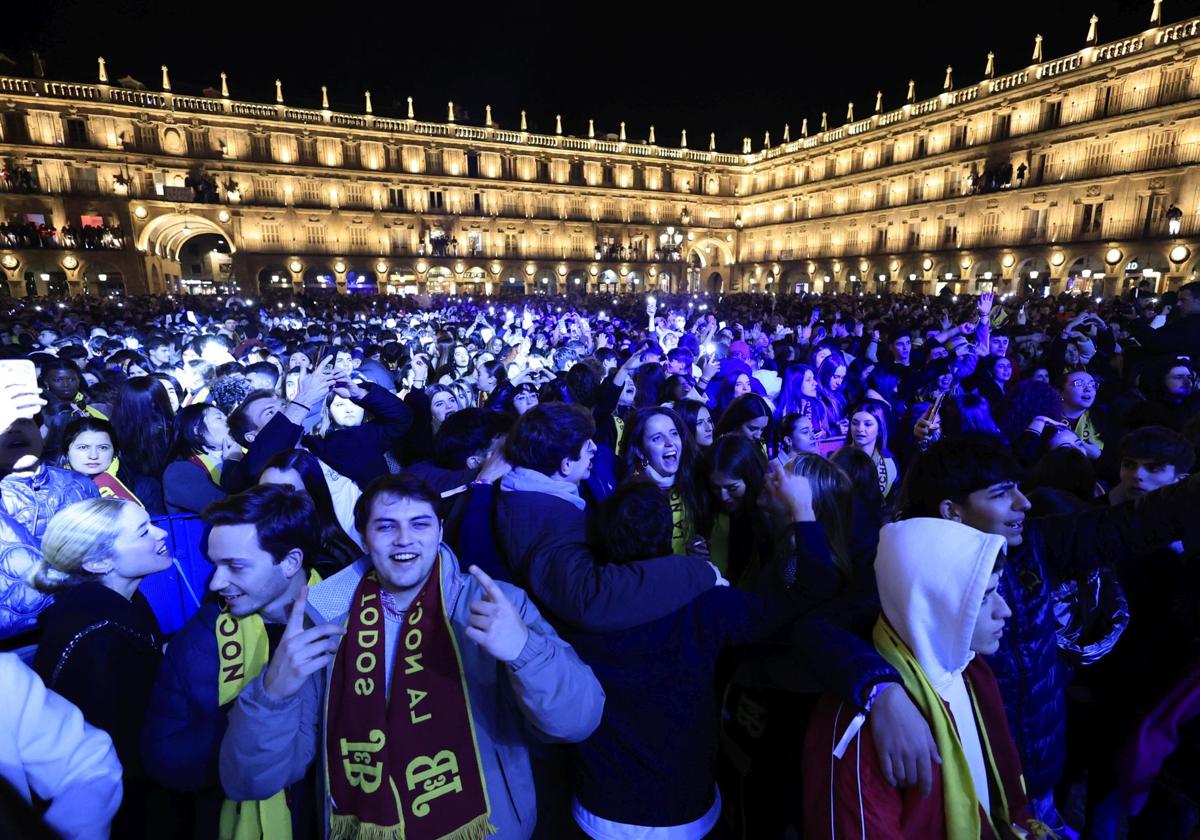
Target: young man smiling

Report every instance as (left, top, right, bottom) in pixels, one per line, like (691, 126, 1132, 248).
(219, 474, 603, 840)
(897, 437, 1200, 832)
(142, 484, 322, 839)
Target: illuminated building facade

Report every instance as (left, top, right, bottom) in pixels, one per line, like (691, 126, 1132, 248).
(1, 4, 1198, 299)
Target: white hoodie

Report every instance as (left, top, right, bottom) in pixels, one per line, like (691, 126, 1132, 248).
(875, 518, 1007, 815)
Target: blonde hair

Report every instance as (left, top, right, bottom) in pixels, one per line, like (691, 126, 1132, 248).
(30, 497, 130, 593)
(788, 454, 855, 578)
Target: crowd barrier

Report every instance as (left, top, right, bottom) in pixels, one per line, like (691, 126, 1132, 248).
(140, 514, 213, 635)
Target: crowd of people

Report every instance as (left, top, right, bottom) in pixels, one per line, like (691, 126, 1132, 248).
(0, 216, 126, 250)
(0, 279, 1198, 840)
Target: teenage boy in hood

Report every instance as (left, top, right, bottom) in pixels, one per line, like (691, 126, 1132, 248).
(889, 437, 1200, 832)
(803, 518, 1039, 839)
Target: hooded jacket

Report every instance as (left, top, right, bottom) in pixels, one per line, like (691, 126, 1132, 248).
(804, 519, 1034, 839)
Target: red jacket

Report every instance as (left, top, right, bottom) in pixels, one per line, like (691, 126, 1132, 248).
(803, 657, 1032, 840)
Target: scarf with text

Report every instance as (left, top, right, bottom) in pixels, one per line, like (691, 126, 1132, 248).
(325, 559, 494, 840)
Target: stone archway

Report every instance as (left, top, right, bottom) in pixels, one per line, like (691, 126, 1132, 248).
(137, 213, 236, 261)
(687, 236, 735, 269)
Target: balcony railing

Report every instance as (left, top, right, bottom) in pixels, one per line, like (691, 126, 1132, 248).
(1042, 140, 1200, 183)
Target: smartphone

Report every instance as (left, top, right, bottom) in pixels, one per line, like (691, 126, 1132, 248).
(0, 359, 39, 394)
(185, 310, 198, 325)
(719, 321, 727, 329)
(924, 392, 946, 422)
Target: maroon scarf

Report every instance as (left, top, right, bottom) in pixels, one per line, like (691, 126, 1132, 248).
(325, 559, 495, 840)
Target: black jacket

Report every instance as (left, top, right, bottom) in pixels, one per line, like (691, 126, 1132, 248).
(493, 487, 715, 633)
(33, 582, 163, 837)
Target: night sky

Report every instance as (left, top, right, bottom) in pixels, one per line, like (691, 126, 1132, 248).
(3, 0, 1168, 153)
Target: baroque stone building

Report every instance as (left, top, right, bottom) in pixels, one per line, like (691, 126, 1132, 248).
(1, 4, 1198, 299)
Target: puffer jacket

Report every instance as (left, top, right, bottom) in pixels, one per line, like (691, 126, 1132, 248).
(988, 472, 1200, 799)
(0, 510, 48, 639)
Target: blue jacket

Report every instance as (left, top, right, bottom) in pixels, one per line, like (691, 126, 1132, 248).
(141, 602, 315, 837)
(0, 510, 47, 639)
(0, 464, 97, 638)
(987, 472, 1200, 798)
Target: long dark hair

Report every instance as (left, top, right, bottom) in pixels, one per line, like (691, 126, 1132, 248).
(708, 433, 769, 517)
(171, 402, 219, 459)
(714, 393, 773, 441)
(260, 449, 360, 572)
(110, 376, 175, 478)
(670, 399, 710, 449)
(619, 406, 709, 537)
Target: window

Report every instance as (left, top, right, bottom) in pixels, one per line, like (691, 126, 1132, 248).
(943, 220, 961, 246)
(428, 190, 445, 211)
(72, 166, 99, 193)
(298, 138, 317, 165)
(349, 227, 369, 248)
(387, 188, 405, 210)
(251, 134, 270, 161)
(1079, 202, 1103, 234)
(1024, 208, 1047, 240)
(301, 181, 322, 206)
(950, 124, 967, 150)
(306, 225, 327, 247)
(873, 227, 888, 252)
(345, 184, 365, 208)
(1148, 131, 1177, 168)
(980, 214, 1001, 241)
(504, 233, 519, 257)
(472, 192, 483, 214)
(1085, 142, 1111, 175)
(1159, 68, 1190, 105)
(992, 113, 1011, 141)
(64, 118, 88, 146)
(906, 225, 921, 249)
(254, 177, 277, 204)
(1039, 100, 1062, 132)
(914, 134, 927, 159)
(261, 223, 281, 246)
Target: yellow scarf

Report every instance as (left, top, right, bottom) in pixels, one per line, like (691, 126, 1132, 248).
(216, 571, 321, 840)
(873, 619, 1048, 840)
(192, 451, 224, 485)
(1072, 410, 1103, 451)
(613, 414, 626, 450)
(669, 489, 690, 556)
